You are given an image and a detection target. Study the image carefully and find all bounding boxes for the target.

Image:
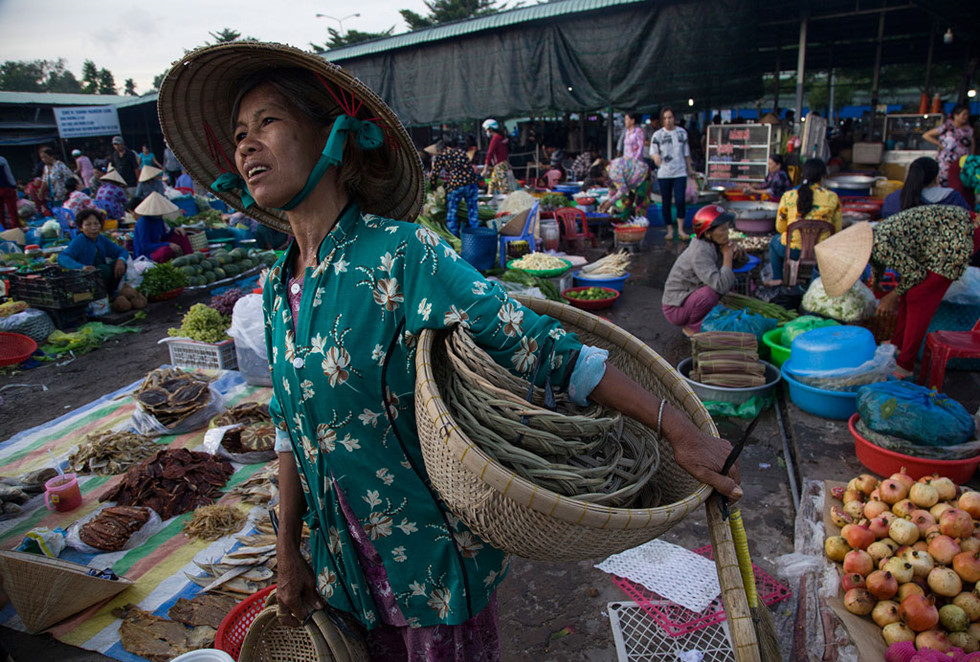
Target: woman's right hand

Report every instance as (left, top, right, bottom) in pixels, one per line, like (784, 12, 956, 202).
(275, 545, 325, 627)
(169, 242, 183, 256)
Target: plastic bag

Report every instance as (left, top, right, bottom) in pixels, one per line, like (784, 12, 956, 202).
(701, 305, 777, 341)
(123, 256, 155, 289)
(857, 380, 976, 446)
(795, 343, 897, 392)
(944, 266, 980, 305)
(202, 423, 277, 464)
(227, 293, 266, 358)
(701, 395, 772, 419)
(685, 178, 700, 204)
(15, 527, 66, 557)
(782, 315, 840, 345)
(130, 384, 226, 437)
(65, 505, 164, 554)
(802, 277, 877, 323)
(0, 308, 55, 343)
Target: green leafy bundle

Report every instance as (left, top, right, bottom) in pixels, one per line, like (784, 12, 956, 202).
(138, 262, 189, 297)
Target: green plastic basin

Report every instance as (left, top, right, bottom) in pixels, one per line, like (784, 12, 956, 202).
(762, 328, 791, 368)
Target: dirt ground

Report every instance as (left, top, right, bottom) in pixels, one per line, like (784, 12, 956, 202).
(0, 229, 977, 662)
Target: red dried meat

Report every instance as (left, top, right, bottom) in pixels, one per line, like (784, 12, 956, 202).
(100, 449, 233, 520)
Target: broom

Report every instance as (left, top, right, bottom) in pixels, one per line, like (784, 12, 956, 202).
(716, 412, 781, 662)
(729, 508, 781, 662)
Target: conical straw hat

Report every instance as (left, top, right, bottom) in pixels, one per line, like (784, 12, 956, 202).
(157, 41, 424, 234)
(813, 222, 874, 297)
(135, 191, 180, 216)
(0, 550, 133, 633)
(139, 165, 163, 183)
(99, 169, 127, 186)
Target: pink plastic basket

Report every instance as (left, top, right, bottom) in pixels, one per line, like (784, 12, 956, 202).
(611, 544, 791, 637)
(214, 584, 276, 658)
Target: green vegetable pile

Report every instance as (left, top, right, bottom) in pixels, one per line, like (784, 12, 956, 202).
(721, 293, 798, 324)
(168, 303, 230, 343)
(499, 270, 562, 301)
(138, 262, 189, 298)
(171, 248, 274, 287)
(564, 287, 615, 301)
(539, 192, 572, 210)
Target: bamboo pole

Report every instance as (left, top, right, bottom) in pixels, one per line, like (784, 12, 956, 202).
(706, 500, 761, 662)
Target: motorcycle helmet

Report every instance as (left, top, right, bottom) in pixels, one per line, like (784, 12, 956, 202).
(482, 119, 499, 132)
(692, 205, 735, 239)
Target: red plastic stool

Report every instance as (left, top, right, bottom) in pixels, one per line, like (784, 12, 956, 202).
(919, 318, 980, 390)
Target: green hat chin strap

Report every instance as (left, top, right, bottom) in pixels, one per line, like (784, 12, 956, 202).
(210, 114, 384, 213)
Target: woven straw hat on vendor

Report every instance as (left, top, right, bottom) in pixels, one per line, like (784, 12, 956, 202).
(813, 222, 873, 297)
(156, 42, 423, 234)
(99, 169, 128, 186)
(139, 165, 163, 183)
(134, 191, 179, 216)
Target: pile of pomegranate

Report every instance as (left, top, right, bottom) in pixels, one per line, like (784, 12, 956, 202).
(826, 470, 980, 653)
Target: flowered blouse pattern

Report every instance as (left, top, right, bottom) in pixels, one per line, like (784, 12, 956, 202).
(775, 184, 842, 251)
(263, 204, 583, 629)
(937, 120, 974, 186)
(870, 205, 976, 295)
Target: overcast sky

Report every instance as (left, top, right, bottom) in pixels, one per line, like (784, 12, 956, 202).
(0, 0, 429, 93)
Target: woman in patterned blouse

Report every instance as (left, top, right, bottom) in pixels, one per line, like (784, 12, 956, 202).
(816, 206, 980, 377)
(159, 43, 740, 662)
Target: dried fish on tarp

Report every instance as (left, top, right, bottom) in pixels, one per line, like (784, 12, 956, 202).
(168, 593, 239, 629)
(79, 506, 151, 551)
(134, 367, 214, 429)
(0, 467, 57, 519)
(183, 504, 247, 542)
(230, 460, 278, 505)
(114, 604, 215, 662)
(100, 449, 233, 520)
(69, 431, 159, 476)
(212, 401, 270, 428)
(212, 402, 276, 456)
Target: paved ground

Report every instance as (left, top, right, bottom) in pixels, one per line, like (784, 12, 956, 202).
(0, 228, 977, 661)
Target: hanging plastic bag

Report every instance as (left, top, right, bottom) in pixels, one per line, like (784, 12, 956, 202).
(943, 267, 980, 305)
(227, 293, 266, 358)
(701, 305, 777, 341)
(130, 384, 226, 437)
(123, 256, 155, 289)
(782, 315, 840, 345)
(857, 381, 976, 446)
(65, 505, 165, 554)
(802, 277, 877, 322)
(795, 343, 897, 392)
(685, 177, 700, 204)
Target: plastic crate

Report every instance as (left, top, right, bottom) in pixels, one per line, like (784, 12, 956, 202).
(8, 267, 105, 309)
(166, 338, 237, 371)
(36, 304, 88, 331)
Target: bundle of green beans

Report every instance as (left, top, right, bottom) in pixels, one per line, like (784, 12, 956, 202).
(722, 293, 798, 324)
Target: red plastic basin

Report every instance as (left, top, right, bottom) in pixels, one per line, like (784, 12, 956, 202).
(849, 413, 980, 482)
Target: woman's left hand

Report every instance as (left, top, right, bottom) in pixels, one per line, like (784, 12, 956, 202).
(173, 227, 186, 236)
(113, 259, 126, 278)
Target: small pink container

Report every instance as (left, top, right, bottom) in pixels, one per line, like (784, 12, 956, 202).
(44, 473, 82, 512)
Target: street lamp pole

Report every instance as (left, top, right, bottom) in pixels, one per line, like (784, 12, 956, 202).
(315, 12, 360, 36)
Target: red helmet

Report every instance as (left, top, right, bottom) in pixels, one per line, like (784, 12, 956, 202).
(692, 205, 735, 239)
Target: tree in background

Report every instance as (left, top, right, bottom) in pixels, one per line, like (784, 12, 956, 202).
(97, 68, 117, 95)
(0, 59, 81, 93)
(311, 26, 395, 53)
(400, 0, 506, 30)
(124, 78, 138, 96)
(81, 60, 100, 94)
(208, 28, 257, 45)
(152, 72, 167, 92)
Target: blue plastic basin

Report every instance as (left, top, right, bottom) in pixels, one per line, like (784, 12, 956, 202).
(572, 271, 630, 292)
(783, 325, 876, 376)
(781, 367, 859, 420)
(733, 254, 761, 274)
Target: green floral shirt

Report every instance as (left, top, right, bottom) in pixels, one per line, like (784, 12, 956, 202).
(264, 202, 584, 629)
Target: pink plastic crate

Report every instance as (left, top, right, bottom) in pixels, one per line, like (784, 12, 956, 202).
(611, 544, 792, 637)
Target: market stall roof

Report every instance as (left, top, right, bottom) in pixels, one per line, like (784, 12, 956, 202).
(325, 0, 766, 125)
(323, 0, 978, 126)
(0, 91, 135, 106)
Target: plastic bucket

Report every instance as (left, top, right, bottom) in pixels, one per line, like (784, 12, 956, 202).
(460, 227, 498, 271)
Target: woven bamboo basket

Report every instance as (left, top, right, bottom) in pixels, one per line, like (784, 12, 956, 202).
(238, 593, 369, 662)
(0, 550, 133, 633)
(415, 295, 717, 562)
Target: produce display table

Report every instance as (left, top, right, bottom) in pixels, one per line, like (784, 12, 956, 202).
(0, 368, 272, 661)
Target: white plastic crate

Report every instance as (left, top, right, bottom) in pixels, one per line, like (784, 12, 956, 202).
(166, 338, 238, 371)
(607, 601, 734, 662)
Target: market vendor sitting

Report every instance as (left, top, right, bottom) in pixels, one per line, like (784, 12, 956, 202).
(58, 208, 129, 294)
(132, 192, 192, 262)
(93, 169, 128, 220)
(880, 156, 970, 218)
(134, 165, 166, 201)
(662, 206, 741, 336)
(743, 154, 792, 201)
